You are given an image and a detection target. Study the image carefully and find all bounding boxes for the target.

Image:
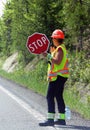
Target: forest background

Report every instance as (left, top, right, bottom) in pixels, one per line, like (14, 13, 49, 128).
(0, 0, 90, 119)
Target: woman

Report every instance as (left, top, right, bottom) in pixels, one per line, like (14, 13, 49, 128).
(39, 29, 69, 126)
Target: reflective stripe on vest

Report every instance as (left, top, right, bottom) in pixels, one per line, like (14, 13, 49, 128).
(48, 70, 69, 77)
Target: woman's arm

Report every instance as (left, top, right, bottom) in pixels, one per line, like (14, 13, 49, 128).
(51, 49, 63, 65)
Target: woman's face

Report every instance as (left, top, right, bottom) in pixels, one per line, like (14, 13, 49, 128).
(52, 38, 59, 47)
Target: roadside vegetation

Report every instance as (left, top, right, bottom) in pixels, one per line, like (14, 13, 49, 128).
(0, 0, 90, 119)
(0, 52, 90, 119)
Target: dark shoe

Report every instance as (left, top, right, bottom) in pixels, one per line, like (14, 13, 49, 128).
(39, 119, 54, 126)
(55, 119, 66, 125)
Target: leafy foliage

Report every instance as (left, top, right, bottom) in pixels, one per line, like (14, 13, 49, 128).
(68, 52, 90, 84)
(63, 0, 90, 50)
(0, 0, 90, 62)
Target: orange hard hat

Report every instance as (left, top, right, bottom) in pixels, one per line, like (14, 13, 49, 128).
(51, 29, 64, 39)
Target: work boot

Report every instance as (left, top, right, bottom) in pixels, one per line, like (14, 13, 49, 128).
(39, 119, 54, 126)
(55, 119, 66, 125)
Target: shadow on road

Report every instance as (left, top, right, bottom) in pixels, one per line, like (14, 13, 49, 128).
(55, 125, 90, 130)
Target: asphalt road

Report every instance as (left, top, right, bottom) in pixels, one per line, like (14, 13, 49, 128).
(0, 77, 90, 130)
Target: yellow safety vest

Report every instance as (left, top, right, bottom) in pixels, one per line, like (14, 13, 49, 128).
(47, 44, 69, 81)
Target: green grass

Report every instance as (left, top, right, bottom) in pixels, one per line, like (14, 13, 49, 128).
(64, 89, 90, 119)
(0, 69, 48, 95)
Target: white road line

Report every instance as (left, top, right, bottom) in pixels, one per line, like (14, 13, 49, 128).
(0, 85, 45, 121)
(0, 85, 70, 130)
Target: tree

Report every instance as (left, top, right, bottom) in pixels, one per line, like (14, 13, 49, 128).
(3, 0, 65, 63)
(35, 0, 65, 37)
(1, 0, 89, 63)
(63, 0, 90, 51)
(0, 1, 13, 56)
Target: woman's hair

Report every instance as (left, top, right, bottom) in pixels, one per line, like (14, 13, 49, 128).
(57, 39, 64, 44)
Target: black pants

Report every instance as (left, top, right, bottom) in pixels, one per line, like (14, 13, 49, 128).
(47, 76, 67, 114)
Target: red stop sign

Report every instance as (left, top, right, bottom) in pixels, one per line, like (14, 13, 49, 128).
(26, 32, 50, 54)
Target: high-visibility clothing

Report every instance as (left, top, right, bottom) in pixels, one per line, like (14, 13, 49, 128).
(48, 44, 69, 81)
(47, 113, 55, 119)
(58, 113, 65, 120)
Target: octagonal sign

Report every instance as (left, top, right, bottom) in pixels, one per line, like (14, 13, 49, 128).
(26, 32, 50, 54)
